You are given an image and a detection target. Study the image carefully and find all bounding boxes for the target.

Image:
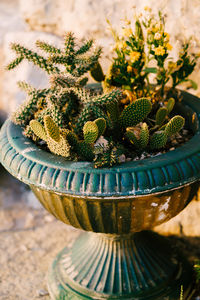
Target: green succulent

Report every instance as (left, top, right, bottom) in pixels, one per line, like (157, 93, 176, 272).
(44, 116, 60, 142)
(8, 31, 187, 168)
(94, 118, 106, 137)
(76, 141, 94, 161)
(150, 131, 168, 150)
(165, 116, 185, 136)
(30, 117, 70, 158)
(155, 107, 168, 126)
(83, 121, 99, 144)
(166, 98, 175, 113)
(29, 119, 48, 141)
(119, 98, 152, 128)
(126, 123, 149, 150)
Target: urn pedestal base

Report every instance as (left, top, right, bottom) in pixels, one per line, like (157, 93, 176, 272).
(48, 230, 194, 300)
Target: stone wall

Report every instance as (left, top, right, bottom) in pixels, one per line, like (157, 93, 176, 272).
(1, 0, 200, 114)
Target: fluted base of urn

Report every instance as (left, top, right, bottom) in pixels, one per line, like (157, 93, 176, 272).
(48, 230, 194, 300)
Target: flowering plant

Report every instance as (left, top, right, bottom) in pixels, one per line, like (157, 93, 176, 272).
(6, 9, 198, 168)
(104, 9, 199, 100)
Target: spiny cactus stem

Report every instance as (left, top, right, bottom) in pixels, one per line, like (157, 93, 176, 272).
(11, 43, 59, 74)
(36, 40, 61, 54)
(6, 55, 23, 70)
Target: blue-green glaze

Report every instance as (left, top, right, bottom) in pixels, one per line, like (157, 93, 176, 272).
(47, 231, 194, 300)
(0, 91, 199, 300)
(0, 91, 200, 197)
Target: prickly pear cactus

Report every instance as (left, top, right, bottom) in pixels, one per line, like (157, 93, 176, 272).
(119, 98, 152, 128)
(7, 31, 187, 168)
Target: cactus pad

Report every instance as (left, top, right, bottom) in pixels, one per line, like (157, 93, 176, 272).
(83, 121, 99, 144)
(90, 62, 105, 82)
(165, 116, 185, 136)
(94, 118, 106, 137)
(140, 123, 149, 149)
(119, 98, 152, 128)
(30, 120, 48, 141)
(76, 141, 94, 161)
(44, 116, 60, 142)
(156, 107, 168, 126)
(47, 135, 71, 158)
(150, 131, 168, 149)
(166, 98, 175, 114)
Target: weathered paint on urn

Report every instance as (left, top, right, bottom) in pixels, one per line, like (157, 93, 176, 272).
(1, 90, 200, 299)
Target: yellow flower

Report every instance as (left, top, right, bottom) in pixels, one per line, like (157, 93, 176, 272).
(127, 65, 133, 73)
(129, 51, 141, 63)
(166, 43, 173, 51)
(124, 18, 131, 26)
(154, 45, 165, 56)
(144, 6, 152, 12)
(164, 32, 170, 42)
(123, 27, 133, 37)
(116, 41, 126, 50)
(152, 25, 160, 33)
(154, 32, 162, 40)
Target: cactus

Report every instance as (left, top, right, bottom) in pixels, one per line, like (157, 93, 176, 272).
(155, 107, 168, 126)
(30, 116, 70, 157)
(166, 98, 175, 113)
(126, 123, 149, 150)
(150, 131, 168, 150)
(119, 98, 152, 128)
(11, 93, 39, 125)
(7, 30, 187, 168)
(76, 141, 94, 161)
(30, 120, 48, 141)
(44, 116, 60, 142)
(75, 89, 122, 134)
(90, 61, 105, 82)
(140, 123, 150, 149)
(83, 121, 99, 144)
(106, 101, 120, 125)
(94, 118, 106, 137)
(47, 135, 71, 158)
(165, 116, 185, 136)
(10, 43, 59, 74)
(66, 131, 79, 148)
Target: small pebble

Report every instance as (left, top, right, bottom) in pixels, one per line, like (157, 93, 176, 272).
(119, 154, 126, 162)
(37, 289, 49, 297)
(183, 129, 189, 135)
(20, 245, 28, 252)
(126, 158, 132, 161)
(170, 147, 175, 151)
(44, 215, 54, 223)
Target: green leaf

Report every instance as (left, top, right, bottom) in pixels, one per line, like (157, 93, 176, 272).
(143, 67, 157, 74)
(188, 79, 198, 90)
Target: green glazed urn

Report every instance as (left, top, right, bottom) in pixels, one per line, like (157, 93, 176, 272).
(1, 91, 200, 299)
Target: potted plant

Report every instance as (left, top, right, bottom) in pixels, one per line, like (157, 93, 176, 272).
(1, 10, 200, 299)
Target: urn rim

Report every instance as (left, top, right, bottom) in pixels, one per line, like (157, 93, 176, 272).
(1, 90, 200, 197)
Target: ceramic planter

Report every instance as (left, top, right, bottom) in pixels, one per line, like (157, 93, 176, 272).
(1, 90, 200, 299)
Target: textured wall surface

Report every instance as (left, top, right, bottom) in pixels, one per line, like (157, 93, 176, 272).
(1, 0, 200, 113)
